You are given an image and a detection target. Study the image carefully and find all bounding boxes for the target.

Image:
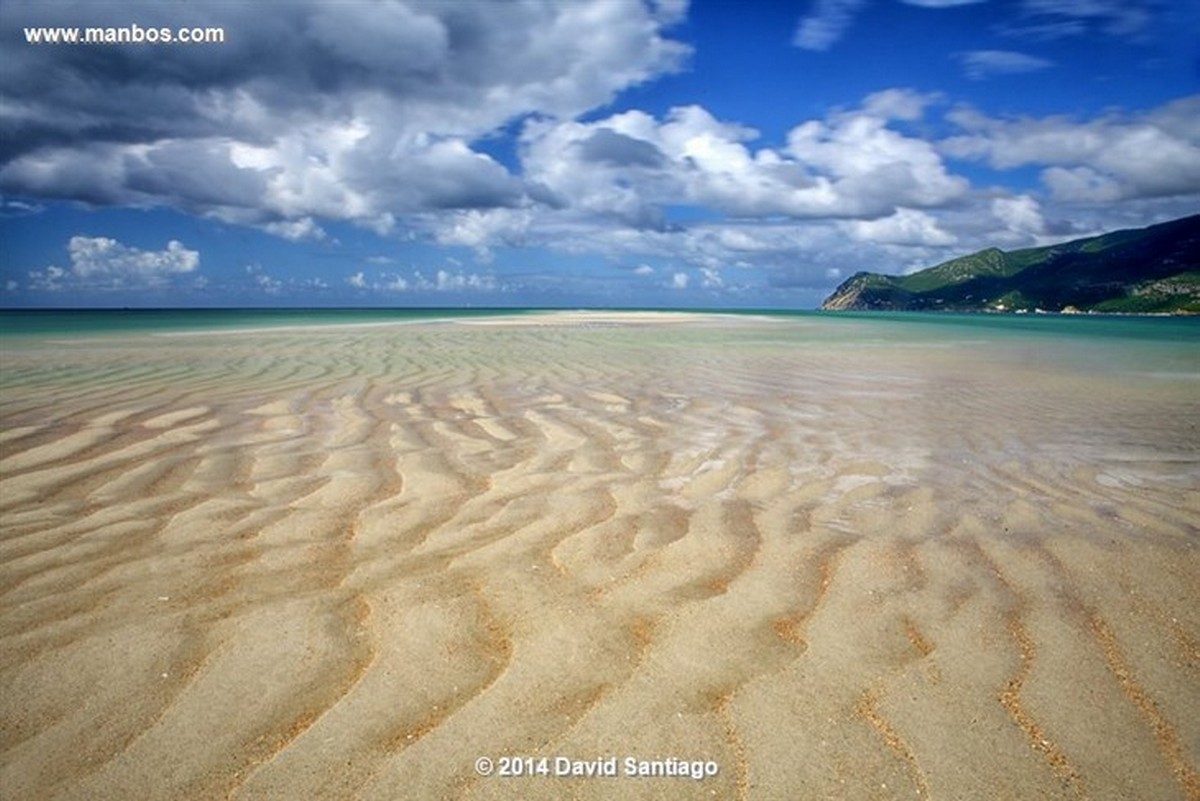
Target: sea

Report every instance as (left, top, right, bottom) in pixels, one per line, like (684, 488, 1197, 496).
(1, 306, 1198, 344)
(1, 308, 1197, 406)
(0, 307, 534, 339)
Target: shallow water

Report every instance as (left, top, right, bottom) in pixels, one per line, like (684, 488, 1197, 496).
(1, 312, 1197, 800)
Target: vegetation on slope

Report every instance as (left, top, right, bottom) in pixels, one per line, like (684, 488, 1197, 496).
(821, 214, 1200, 314)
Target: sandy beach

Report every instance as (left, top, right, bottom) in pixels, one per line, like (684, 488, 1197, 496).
(1, 311, 1197, 800)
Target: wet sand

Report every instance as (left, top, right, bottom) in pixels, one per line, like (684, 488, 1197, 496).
(1, 312, 1197, 800)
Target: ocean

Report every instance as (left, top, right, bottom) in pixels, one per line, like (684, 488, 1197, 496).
(0, 307, 534, 338)
(2, 305, 1198, 344)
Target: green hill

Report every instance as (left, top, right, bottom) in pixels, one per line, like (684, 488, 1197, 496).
(821, 214, 1200, 314)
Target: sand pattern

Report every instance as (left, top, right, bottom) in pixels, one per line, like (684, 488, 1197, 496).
(1, 313, 1198, 800)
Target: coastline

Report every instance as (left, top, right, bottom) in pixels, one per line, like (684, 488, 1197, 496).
(3, 305, 1197, 343)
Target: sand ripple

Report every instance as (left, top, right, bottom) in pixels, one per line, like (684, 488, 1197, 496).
(1, 314, 1198, 800)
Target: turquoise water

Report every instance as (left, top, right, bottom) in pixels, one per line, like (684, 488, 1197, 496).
(1, 309, 1197, 383)
(0, 307, 534, 339)
(2, 307, 1198, 344)
(812, 309, 1200, 344)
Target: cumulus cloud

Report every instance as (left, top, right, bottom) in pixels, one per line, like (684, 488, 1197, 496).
(432, 208, 534, 258)
(521, 90, 967, 226)
(432, 269, 496, 292)
(943, 96, 1200, 202)
(263, 217, 327, 242)
(1039, 166, 1123, 203)
(245, 262, 283, 294)
(578, 128, 666, 168)
(0, 0, 689, 234)
(5, 0, 1192, 308)
(991, 195, 1047, 240)
(381, 274, 409, 291)
(344, 266, 497, 294)
(27, 264, 66, 292)
(845, 208, 957, 246)
(956, 50, 1055, 80)
(784, 98, 969, 214)
(543, 218, 864, 293)
(31, 236, 200, 290)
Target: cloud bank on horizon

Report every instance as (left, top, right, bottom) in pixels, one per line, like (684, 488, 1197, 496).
(1, 0, 1197, 307)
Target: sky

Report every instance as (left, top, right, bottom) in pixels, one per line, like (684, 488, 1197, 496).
(0, 0, 1197, 309)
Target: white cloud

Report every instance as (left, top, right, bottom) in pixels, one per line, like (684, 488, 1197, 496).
(27, 264, 66, 291)
(521, 92, 967, 225)
(981, 195, 1057, 247)
(25, 237, 200, 292)
(381, 273, 410, 291)
(60, 236, 199, 289)
(0, 198, 43, 218)
(845, 208, 957, 246)
(1040, 166, 1122, 202)
(649, 0, 690, 25)
(956, 50, 1055, 79)
(518, 110, 673, 229)
(783, 101, 969, 215)
(671, 271, 690, 289)
(992, 195, 1047, 237)
(306, 2, 449, 75)
(792, 0, 866, 51)
(432, 208, 534, 258)
(861, 88, 943, 121)
(716, 228, 779, 253)
(0, 0, 690, 233)
(1014, 0, 1154, 38)
(699, 267, 723, 288)
(244, 262, 282, 294)
(346, 266, 497, 293)
(437, 90, 1198, 301)
(434, 269, 496, 292)
(254, 274, 282, 294)
(262, 216, 328, 242)
(942, 96, 1200, 202)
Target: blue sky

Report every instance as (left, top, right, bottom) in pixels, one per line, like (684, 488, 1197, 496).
(1, 0, 1197, 309)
